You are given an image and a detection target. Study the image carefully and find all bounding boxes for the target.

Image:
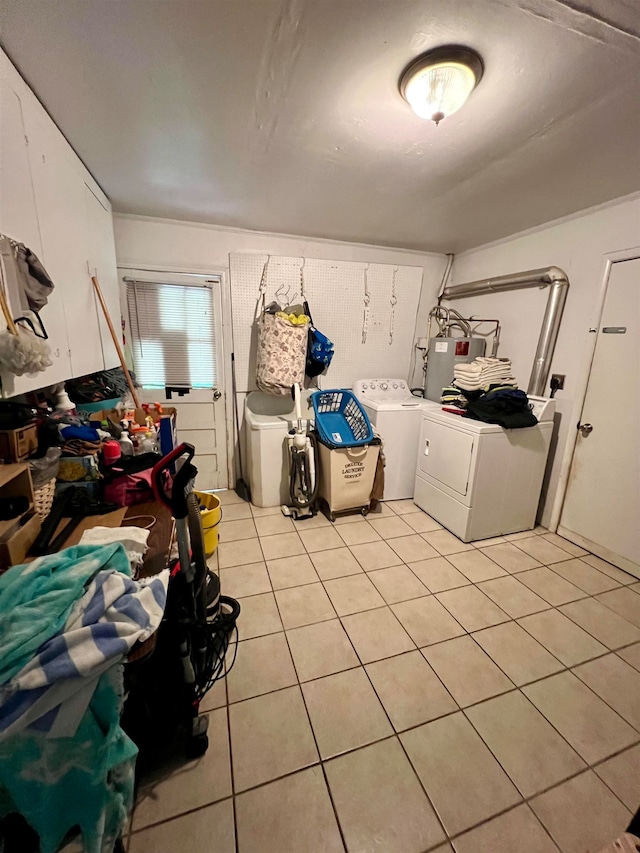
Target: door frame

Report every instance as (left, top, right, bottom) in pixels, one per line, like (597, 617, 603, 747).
(550, 246, 640, 535)
(117, 262, 235, 490)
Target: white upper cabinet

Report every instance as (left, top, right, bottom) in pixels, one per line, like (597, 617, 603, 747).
(0, 82, 41, 254)
(84, 184, 120, 370)
(0, 49, 121, 397)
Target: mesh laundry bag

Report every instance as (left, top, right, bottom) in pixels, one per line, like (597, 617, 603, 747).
(256, 312, 308, 395)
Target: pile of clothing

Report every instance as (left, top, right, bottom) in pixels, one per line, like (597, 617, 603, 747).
(441, 357, 537, 429)
(0, 543, 168, 853)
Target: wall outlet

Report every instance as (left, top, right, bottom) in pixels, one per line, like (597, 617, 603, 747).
(551, 373, 565, 390)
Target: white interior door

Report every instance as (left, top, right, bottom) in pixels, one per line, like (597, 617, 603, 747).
(559, 257, 640, 576)
(121, 269, 228, 490)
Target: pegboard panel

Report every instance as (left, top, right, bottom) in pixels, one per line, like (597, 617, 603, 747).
(229, 253, 423, 392)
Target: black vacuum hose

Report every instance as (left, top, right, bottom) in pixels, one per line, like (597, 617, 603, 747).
(290, 431, 320, 509)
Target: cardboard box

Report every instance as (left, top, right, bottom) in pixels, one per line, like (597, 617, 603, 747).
(0, 464, 39, 569)
(0, 510, 41, 569)
(0, 423, 38, 463)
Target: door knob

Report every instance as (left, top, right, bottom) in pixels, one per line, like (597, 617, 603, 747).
(213, 389, 222, 401)
(578, 423, 593, 437)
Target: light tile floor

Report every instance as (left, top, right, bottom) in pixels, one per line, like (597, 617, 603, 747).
(128, 495, 640, 853)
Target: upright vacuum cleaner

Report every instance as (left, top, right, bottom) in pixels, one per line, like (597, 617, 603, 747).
(122, 443, 240, 761)
(281, 384, 320, 520)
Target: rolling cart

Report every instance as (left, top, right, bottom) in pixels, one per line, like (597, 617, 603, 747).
(311, 390, 380, 521)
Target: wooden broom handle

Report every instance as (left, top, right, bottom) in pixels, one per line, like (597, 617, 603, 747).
(91, 275, 141, 408)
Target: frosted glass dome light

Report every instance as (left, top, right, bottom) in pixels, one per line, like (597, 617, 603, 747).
(400, 47, 484, 125)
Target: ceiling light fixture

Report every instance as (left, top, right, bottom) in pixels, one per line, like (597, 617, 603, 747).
(400, 46, 484, 126)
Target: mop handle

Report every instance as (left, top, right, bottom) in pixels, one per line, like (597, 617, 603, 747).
(0, 287, 18, 335)
(293, 382, 302, 429)
(91, 275, 140, 408)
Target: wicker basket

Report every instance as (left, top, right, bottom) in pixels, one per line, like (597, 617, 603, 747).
(34, 478, 56, 521)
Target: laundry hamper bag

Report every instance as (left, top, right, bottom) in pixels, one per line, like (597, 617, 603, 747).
(256, 312, 308, 395)
(317, 438, 380, 516)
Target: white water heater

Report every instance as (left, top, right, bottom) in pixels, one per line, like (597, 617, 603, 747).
(424, 336, 486, 402)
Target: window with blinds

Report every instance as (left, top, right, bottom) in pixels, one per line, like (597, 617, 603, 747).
(126, 279, 217, 390)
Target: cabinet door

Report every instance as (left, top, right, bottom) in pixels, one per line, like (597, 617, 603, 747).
(24, 111, 105, 380)
(0, 81, 41, 254)
(85, 185, 120, 369)
(0, 82, 73, 395)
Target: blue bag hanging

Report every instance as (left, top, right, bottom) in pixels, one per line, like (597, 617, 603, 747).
(304, 300, 334, 378)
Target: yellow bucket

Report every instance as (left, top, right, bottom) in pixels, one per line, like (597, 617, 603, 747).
(194, 490, 222, 556)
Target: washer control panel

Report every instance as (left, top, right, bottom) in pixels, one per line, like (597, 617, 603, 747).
(353, 378, 413, 401)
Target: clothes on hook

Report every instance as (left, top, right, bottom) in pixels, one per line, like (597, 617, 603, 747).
(0, 236, 55, 313)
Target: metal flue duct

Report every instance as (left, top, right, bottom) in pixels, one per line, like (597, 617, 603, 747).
(441, 267, 569, 396)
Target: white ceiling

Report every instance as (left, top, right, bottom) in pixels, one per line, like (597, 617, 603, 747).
(1, 0, 639, 253)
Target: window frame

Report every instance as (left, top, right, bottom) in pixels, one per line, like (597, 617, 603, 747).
(124, 270, 223, 393)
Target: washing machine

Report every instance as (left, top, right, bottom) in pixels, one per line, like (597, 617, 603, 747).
(413, 396, 556, 541)
(353, 379, 440, 500)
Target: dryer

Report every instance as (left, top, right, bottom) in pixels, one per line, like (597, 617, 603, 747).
(413, 397, 555, 541)
(353, 379, 440, 500)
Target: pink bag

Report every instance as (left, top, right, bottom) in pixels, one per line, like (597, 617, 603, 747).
(104, 469, 154, 506)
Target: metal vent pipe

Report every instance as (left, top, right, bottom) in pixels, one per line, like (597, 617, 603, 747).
(440, 266, 569, 396)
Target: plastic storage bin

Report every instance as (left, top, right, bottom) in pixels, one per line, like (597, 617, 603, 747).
(245, 390, 312, 507)
(317, 438, 380, 520)
(194, 490, 221, 555)
(311, 390, 374, 447)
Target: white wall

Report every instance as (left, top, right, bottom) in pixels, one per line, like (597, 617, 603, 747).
(114, 214, 447, 486)
(446, 193, 640, 526)
(114, 216, 447, 387)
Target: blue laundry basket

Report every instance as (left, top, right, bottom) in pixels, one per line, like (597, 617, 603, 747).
(311, 390, 374, 448)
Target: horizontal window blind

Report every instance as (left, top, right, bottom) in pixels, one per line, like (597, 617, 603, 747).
(127, 279, 217, 389)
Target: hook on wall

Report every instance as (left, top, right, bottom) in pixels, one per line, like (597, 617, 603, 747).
(389, 265, 398, 345)
(362, 263, 371, 344)
(299, 257, 306, 300)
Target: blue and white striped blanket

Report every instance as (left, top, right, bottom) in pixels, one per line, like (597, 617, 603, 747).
(0, 543, 169, 738)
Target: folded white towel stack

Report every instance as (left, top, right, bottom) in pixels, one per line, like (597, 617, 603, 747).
(454, 357, 516, 391)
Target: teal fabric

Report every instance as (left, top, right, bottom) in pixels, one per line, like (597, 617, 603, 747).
(0, 666, 137, 853)
(0, 543, 130, 684)
(0, 544, 137, 853)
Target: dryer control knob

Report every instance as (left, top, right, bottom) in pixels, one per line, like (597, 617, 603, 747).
(392, 383, 399, 389)
(380, 382, 388, 391)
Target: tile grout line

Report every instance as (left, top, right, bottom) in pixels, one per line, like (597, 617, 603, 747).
(231, 532, 639, 728)
(229, 538, 640, 734)
(262, 531, 351, 853)
(128, 728, 640, 844)
(283, 553, 453, 850)
(134, 505, 639, 848)
(225, 629, 640, 751)
(258, 516, 456, 849)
